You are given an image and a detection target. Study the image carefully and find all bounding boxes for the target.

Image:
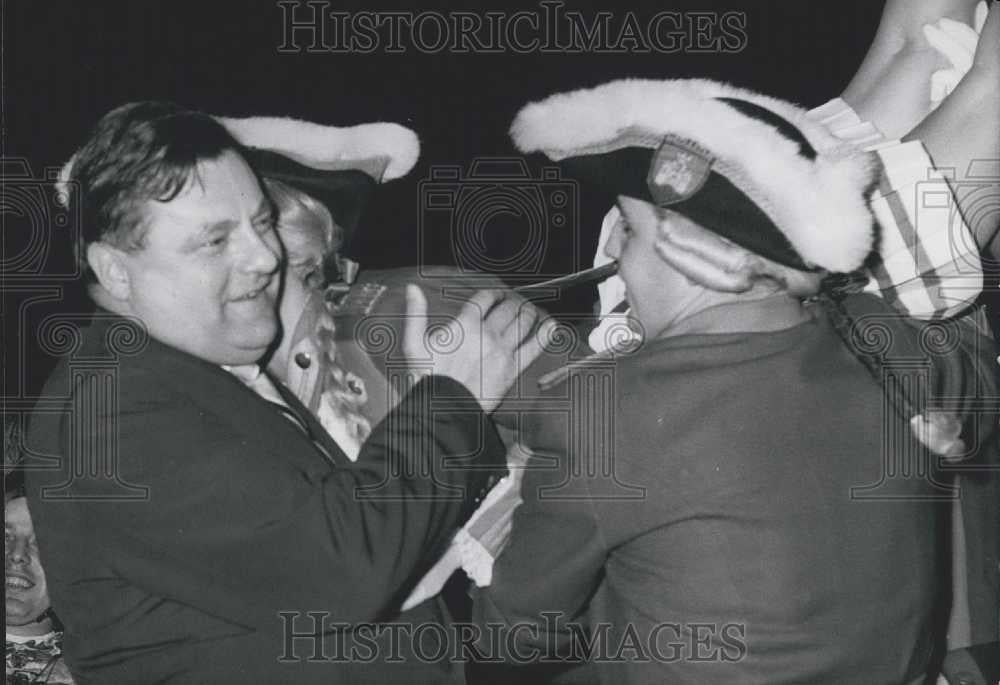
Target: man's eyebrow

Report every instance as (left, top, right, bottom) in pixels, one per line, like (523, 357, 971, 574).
(202, 218, 237, 232)
(181, 201, 273, 250)
(201, 219, 236, 235)
(181, 219, 235, 249)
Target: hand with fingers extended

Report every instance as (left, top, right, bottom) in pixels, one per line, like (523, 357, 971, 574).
(963, 0, 999, 91)
(402, 285, 551, 413)
(924, 1, 989, 105)
(917, 0, 999, 140)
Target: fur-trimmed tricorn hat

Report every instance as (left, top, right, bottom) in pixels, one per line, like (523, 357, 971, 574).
(219, 116, 419, 280)
(217, 117, 420, 183)
(511, 78, 879, 273)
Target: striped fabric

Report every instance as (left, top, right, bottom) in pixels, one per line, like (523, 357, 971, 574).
(810, 99, 983, 321)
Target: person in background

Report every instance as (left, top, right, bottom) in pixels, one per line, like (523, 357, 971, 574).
(6, 415, 75, 685)
(261, 176, 374, 461)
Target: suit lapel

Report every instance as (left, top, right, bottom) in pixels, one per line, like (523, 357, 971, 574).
(271, 372, 352, 467)
(97, 314, 350, 476)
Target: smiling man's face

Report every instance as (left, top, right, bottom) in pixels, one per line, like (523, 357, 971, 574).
(110, 150, 283, 366)
(5, 496, 50, 631)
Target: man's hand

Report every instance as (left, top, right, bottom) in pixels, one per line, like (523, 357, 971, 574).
(403, 285, 550, 412)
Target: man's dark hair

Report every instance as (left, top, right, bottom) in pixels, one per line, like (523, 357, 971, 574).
(5, 414, 26, 501)
(5, 468, 26, 502)
(67, 101, 248, 278)
(5, 412, 21, 467)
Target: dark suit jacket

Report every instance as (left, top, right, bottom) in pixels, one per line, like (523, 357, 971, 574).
(26, 311, 506, 683)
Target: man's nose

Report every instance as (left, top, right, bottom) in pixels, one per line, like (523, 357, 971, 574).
(603, 226, 623, 260)
(239, 223, 280, 275)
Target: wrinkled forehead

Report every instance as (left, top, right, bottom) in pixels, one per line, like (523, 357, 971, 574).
(177, 151, 265, 205)
(140, 152, 268, 236)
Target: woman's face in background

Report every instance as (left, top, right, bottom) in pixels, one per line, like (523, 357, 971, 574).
(271, 215, 331, 381)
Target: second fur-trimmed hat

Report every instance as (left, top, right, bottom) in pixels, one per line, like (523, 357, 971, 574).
(218, 116, 421, 280)
(511, 78, 879, 273)
(217, 116, 419, 183)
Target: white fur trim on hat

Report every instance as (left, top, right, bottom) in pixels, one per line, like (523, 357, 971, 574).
(54, 114, 421, 208)
(218, 116, 420, 182)
(511, 78, 878, 273)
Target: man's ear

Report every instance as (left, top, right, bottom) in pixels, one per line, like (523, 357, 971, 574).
(86, 242, 132, 301)
(654, 215, 757, 293)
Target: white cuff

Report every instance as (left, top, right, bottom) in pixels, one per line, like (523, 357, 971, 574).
(807, 98, 885, 148)
(455, 528, 495, 587)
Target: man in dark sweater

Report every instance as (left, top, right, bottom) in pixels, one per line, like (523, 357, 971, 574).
(473, 78, 996, 684)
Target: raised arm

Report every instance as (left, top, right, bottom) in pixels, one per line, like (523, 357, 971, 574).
(842, 0, 984, 138)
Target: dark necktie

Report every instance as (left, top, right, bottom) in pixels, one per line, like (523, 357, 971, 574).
(225, 364, 339, 466)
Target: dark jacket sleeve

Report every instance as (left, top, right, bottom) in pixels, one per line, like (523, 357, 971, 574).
(837, 294, 999, 453)
(44, 370, 506, 630)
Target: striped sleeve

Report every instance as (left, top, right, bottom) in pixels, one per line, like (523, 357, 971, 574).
(809, 99, 983, 320)
(862, 141, 983, 320)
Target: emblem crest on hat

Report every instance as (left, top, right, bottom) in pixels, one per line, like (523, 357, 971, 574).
(646, 135, 714, 206)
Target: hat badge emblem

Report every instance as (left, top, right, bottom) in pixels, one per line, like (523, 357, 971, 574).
(653, 150, 699, 196)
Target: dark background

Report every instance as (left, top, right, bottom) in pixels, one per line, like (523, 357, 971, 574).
(3, 0, 885, 400)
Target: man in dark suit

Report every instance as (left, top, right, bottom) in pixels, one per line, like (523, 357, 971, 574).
(25, 101, 545, 683)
